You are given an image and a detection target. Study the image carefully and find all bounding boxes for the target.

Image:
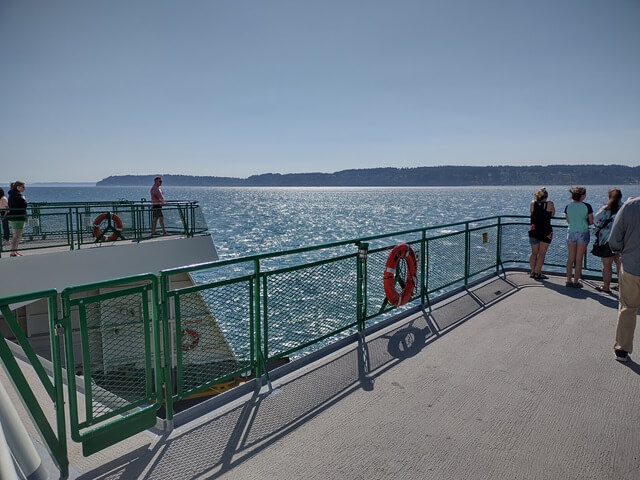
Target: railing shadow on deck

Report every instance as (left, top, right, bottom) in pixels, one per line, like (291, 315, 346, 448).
(78, 273, 543, 480)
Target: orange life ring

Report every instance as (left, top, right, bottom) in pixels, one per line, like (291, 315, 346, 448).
(92, 212, 123, 241)
(383, 243, 418, 306)
(181, 329, 200, 352)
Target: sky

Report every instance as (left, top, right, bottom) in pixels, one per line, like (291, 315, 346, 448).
(1, 0, 639, 183)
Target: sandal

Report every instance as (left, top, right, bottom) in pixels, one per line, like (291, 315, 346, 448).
(534, 273, 548, 280)
(611, 285, 619, 291)
(595, 285, 612, 294)
(565, 281, 574, 287)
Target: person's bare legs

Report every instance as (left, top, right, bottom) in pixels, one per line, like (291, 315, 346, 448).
(529, 243, 539, 274)
(534, 242, 549, 275)
(574, 243, 588, 284)
(601, 256, 613, 291)
(566, 243, 577, 284)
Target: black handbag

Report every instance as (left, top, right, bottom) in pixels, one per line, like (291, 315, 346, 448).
(591, 216, 614, 258)
(591, 242, 613, 258)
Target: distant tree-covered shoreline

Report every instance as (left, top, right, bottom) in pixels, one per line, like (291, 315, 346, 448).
(96, 165, 640, 187)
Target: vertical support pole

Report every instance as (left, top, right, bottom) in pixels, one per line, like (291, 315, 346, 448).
(464, 222, 470, 286)
(47, 295, 68, 478)
(248, 277, 254, 372)
(159, 274, 174, 426)
(253, 259, 262, 378)
(356, 242, 369, 332)
(60, 292, 80, 443)
(67, 208, 74, 251)
(262, 276, 269, 365)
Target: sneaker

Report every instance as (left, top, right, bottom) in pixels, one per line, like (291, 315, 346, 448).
(615, 349, 629, 362)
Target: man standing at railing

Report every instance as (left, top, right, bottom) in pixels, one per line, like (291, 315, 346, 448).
(150, 176, 167, 236)
(609, 196, 640, 362)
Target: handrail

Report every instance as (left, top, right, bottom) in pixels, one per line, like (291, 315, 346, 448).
(0, 214, 609, 475)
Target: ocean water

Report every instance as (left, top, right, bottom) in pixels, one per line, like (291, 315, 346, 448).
(24, 184, 640, 260)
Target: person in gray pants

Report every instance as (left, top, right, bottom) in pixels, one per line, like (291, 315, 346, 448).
(609, 196, 640, 362)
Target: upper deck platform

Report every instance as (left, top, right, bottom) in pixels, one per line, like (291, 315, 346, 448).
(4, 271, 637, 479)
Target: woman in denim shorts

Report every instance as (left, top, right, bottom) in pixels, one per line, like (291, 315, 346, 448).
(564, 186, 593, 287)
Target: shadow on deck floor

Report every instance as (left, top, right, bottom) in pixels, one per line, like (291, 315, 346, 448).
(77, 272, 640, 480)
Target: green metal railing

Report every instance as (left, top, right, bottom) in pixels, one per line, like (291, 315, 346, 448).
(59, 275, 162, 457)
(0, 215, 610, 476)
(0, 200, 208, 256)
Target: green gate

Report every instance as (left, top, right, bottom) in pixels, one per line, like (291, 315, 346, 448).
(60, 274, 162, 456)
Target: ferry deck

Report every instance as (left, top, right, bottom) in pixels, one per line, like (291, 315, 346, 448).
(3, 270, 638, 479)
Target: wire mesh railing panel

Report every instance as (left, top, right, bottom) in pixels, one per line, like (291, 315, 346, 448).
(265, 255, 358, 360)
(1, 212, 72, 252)
(81, 291, 151, 422)
(469, 225, 498, 276)
(190, 204, 209, 234)
(174, 281, 252, 398)
(427, 231, 467, 292)
(500, 221, 568, 270)
(499, 222, 530, 264)
(365, 242, 421, 319)
(77, 206, 138, 245)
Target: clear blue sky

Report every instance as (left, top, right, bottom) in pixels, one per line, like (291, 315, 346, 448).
(1, 0, 639, 182)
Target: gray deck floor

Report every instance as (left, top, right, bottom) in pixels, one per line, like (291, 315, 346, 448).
(5, 271, 640, 479)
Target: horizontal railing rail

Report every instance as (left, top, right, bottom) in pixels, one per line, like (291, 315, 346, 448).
(0, 214, 614, 474)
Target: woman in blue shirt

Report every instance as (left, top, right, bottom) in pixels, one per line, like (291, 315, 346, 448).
(564, 186, 593, 288)
(592, 188, 623, 293)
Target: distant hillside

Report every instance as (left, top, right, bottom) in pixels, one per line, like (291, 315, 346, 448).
(96, 165, 640, 187)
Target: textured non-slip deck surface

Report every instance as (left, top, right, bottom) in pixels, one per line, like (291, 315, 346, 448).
(8, 272, 640, 479)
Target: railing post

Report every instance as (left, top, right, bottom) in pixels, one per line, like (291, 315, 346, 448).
(159, 274, 174, 427)
(464, 222, 470, 286)
(48, 295, 68, 477)
(262, 276, 268, 367)
(67, 207, 74, 251)
(496, 216, 502, 272)
(253, 259, 262, 377)
(356, 242, 369, 332)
